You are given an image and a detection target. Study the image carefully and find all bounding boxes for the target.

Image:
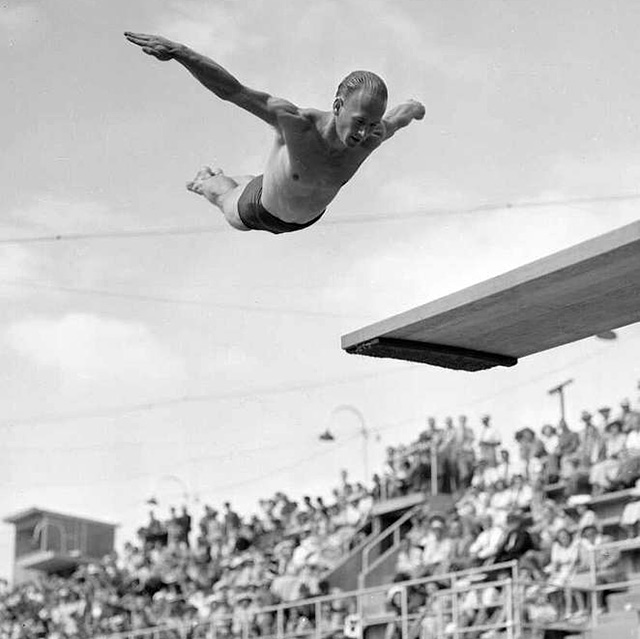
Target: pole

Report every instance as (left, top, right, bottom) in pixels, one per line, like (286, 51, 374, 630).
(548, 379, 574, 423)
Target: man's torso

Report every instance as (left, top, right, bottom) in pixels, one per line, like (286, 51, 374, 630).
(262, 109, 381, 223)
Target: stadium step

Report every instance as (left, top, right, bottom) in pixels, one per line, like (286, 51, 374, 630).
(583, 610, 640, 639)
(604, 583, 640, 613)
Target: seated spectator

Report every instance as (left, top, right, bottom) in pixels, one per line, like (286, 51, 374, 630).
(590, 420, 626, 495)
(492, 512, 535, 566)
(446, 518, 474, 572)
(493, 449, 513, 486)
(615, 415, 640, 488)
(620, 479, 640, 538)
(572, 523, 626, 611)
(419, 515, 452, 577)
(508, 474, 533, 511)
(544, 528, 579, 619)
(567, 494, 597, 531)
(468, 514, 504, 566)
(395, 537, 423, 579)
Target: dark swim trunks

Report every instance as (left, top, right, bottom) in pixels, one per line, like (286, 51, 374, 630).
(236, 175, 325, 234)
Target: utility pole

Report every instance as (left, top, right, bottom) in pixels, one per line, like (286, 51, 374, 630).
(548, 379, 574, 423)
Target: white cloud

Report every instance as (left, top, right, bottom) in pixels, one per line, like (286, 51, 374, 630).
(153, 0, 266, 60)
(0, 4, 43, 46)
(5, 313, 187, 397)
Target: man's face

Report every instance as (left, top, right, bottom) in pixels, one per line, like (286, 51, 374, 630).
(335, 88, 386, 148)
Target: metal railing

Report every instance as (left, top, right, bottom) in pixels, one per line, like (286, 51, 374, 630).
(359, 504, 421, 586)
(100, 535, 640, 639)
(101, 562, 518, 639)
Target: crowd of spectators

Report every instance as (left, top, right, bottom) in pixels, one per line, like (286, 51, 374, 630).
(2, 391, 640, 638)
(384, 395, 640, 636)
(0, 473, 371, 638)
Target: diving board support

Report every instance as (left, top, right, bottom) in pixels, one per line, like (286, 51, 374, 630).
(345, 337, 518, 372)
(341, 219, 640, 372)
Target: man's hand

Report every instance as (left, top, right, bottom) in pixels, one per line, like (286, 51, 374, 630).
(409, 99, 426, 120)
(124, 32, 179, 61)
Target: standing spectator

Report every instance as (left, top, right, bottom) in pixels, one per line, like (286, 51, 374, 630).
(478, 415, 501, 466)
(177, 505, 192, 547)
(515, 428, 545, 481)
(620, 399, 640, 432)
(458, 415, 476, 489)
(589, 420, 627, 495)
(539, 424, 560, 483)
(556, 420, 580, 480)
(223, 502, 241, 537)
(166, 507, 182, 548)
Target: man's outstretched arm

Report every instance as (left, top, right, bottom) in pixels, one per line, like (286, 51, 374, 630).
(380, 100, 426, 140)
(124, 32, 298, 127)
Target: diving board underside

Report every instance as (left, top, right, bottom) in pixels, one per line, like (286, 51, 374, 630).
(342, 220, 640, 372)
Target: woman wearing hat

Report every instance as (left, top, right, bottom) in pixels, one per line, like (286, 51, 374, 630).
(589, 420, 627, 495)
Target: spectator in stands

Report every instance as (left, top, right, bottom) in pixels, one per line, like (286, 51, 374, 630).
(420, 515, 452, 576)
(620, 398, 640, 431)
(468, 514, 504, 566)
(514, 427, 545, 481)
(567, 494, 597, 531)
(590, 420, 627, 495)
(493, 449, 513, 486)
(395, 537, 423, 579)
(458, 415, 476, 490)
(556, 419, 581, 481)
(616, 413, 640, 489)
(544, 528, 579, 619)
(223, 501, 241, 537)
(620, 479, 640, 538)
(573, 523, 626, 611)
(478, 415, 501, 466)
(539, 424, 560, 483)
(492, 512, 535, 566)
(446, 517, 474, 572)
(508, 474, 533, 511)
(177, 505, 192, 547)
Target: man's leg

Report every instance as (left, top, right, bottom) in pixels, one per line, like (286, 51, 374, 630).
(186, 166, 253, 231)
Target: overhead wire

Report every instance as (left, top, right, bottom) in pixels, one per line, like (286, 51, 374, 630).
(0, 364, 415, 429)
(0, 278, 372, 321)
(0, 192, 638, 245)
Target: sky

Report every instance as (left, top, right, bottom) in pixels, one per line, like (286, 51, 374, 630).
(2, 0, 640, 580)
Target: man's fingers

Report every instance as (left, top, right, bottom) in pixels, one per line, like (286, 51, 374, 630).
(124, 32, 152, 46)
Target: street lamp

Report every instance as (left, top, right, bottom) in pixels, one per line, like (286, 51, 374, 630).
(147, 474, 191, 508)
(319, 405, 372, 480)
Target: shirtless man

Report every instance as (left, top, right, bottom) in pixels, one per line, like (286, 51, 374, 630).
(124, 32, 426, 234)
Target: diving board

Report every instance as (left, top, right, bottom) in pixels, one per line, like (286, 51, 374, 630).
(342, 220, 640, 371)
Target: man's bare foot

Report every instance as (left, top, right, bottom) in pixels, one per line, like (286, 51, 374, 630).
(186, 166, 222, 195)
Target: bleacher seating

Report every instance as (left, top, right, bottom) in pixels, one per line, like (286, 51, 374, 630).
(2, 387, 640, 639)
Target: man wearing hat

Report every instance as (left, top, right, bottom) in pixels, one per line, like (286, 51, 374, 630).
(492, 512, 535, 565)
(419, 515, 452, 577)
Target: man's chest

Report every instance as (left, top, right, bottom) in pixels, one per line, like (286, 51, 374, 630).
(282, 130, 370, 184)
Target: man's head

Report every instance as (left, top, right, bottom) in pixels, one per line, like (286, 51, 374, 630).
(333, 70, 387, 148)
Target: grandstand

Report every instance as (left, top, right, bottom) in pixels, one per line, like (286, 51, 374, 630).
(2, 384, 640, 639)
